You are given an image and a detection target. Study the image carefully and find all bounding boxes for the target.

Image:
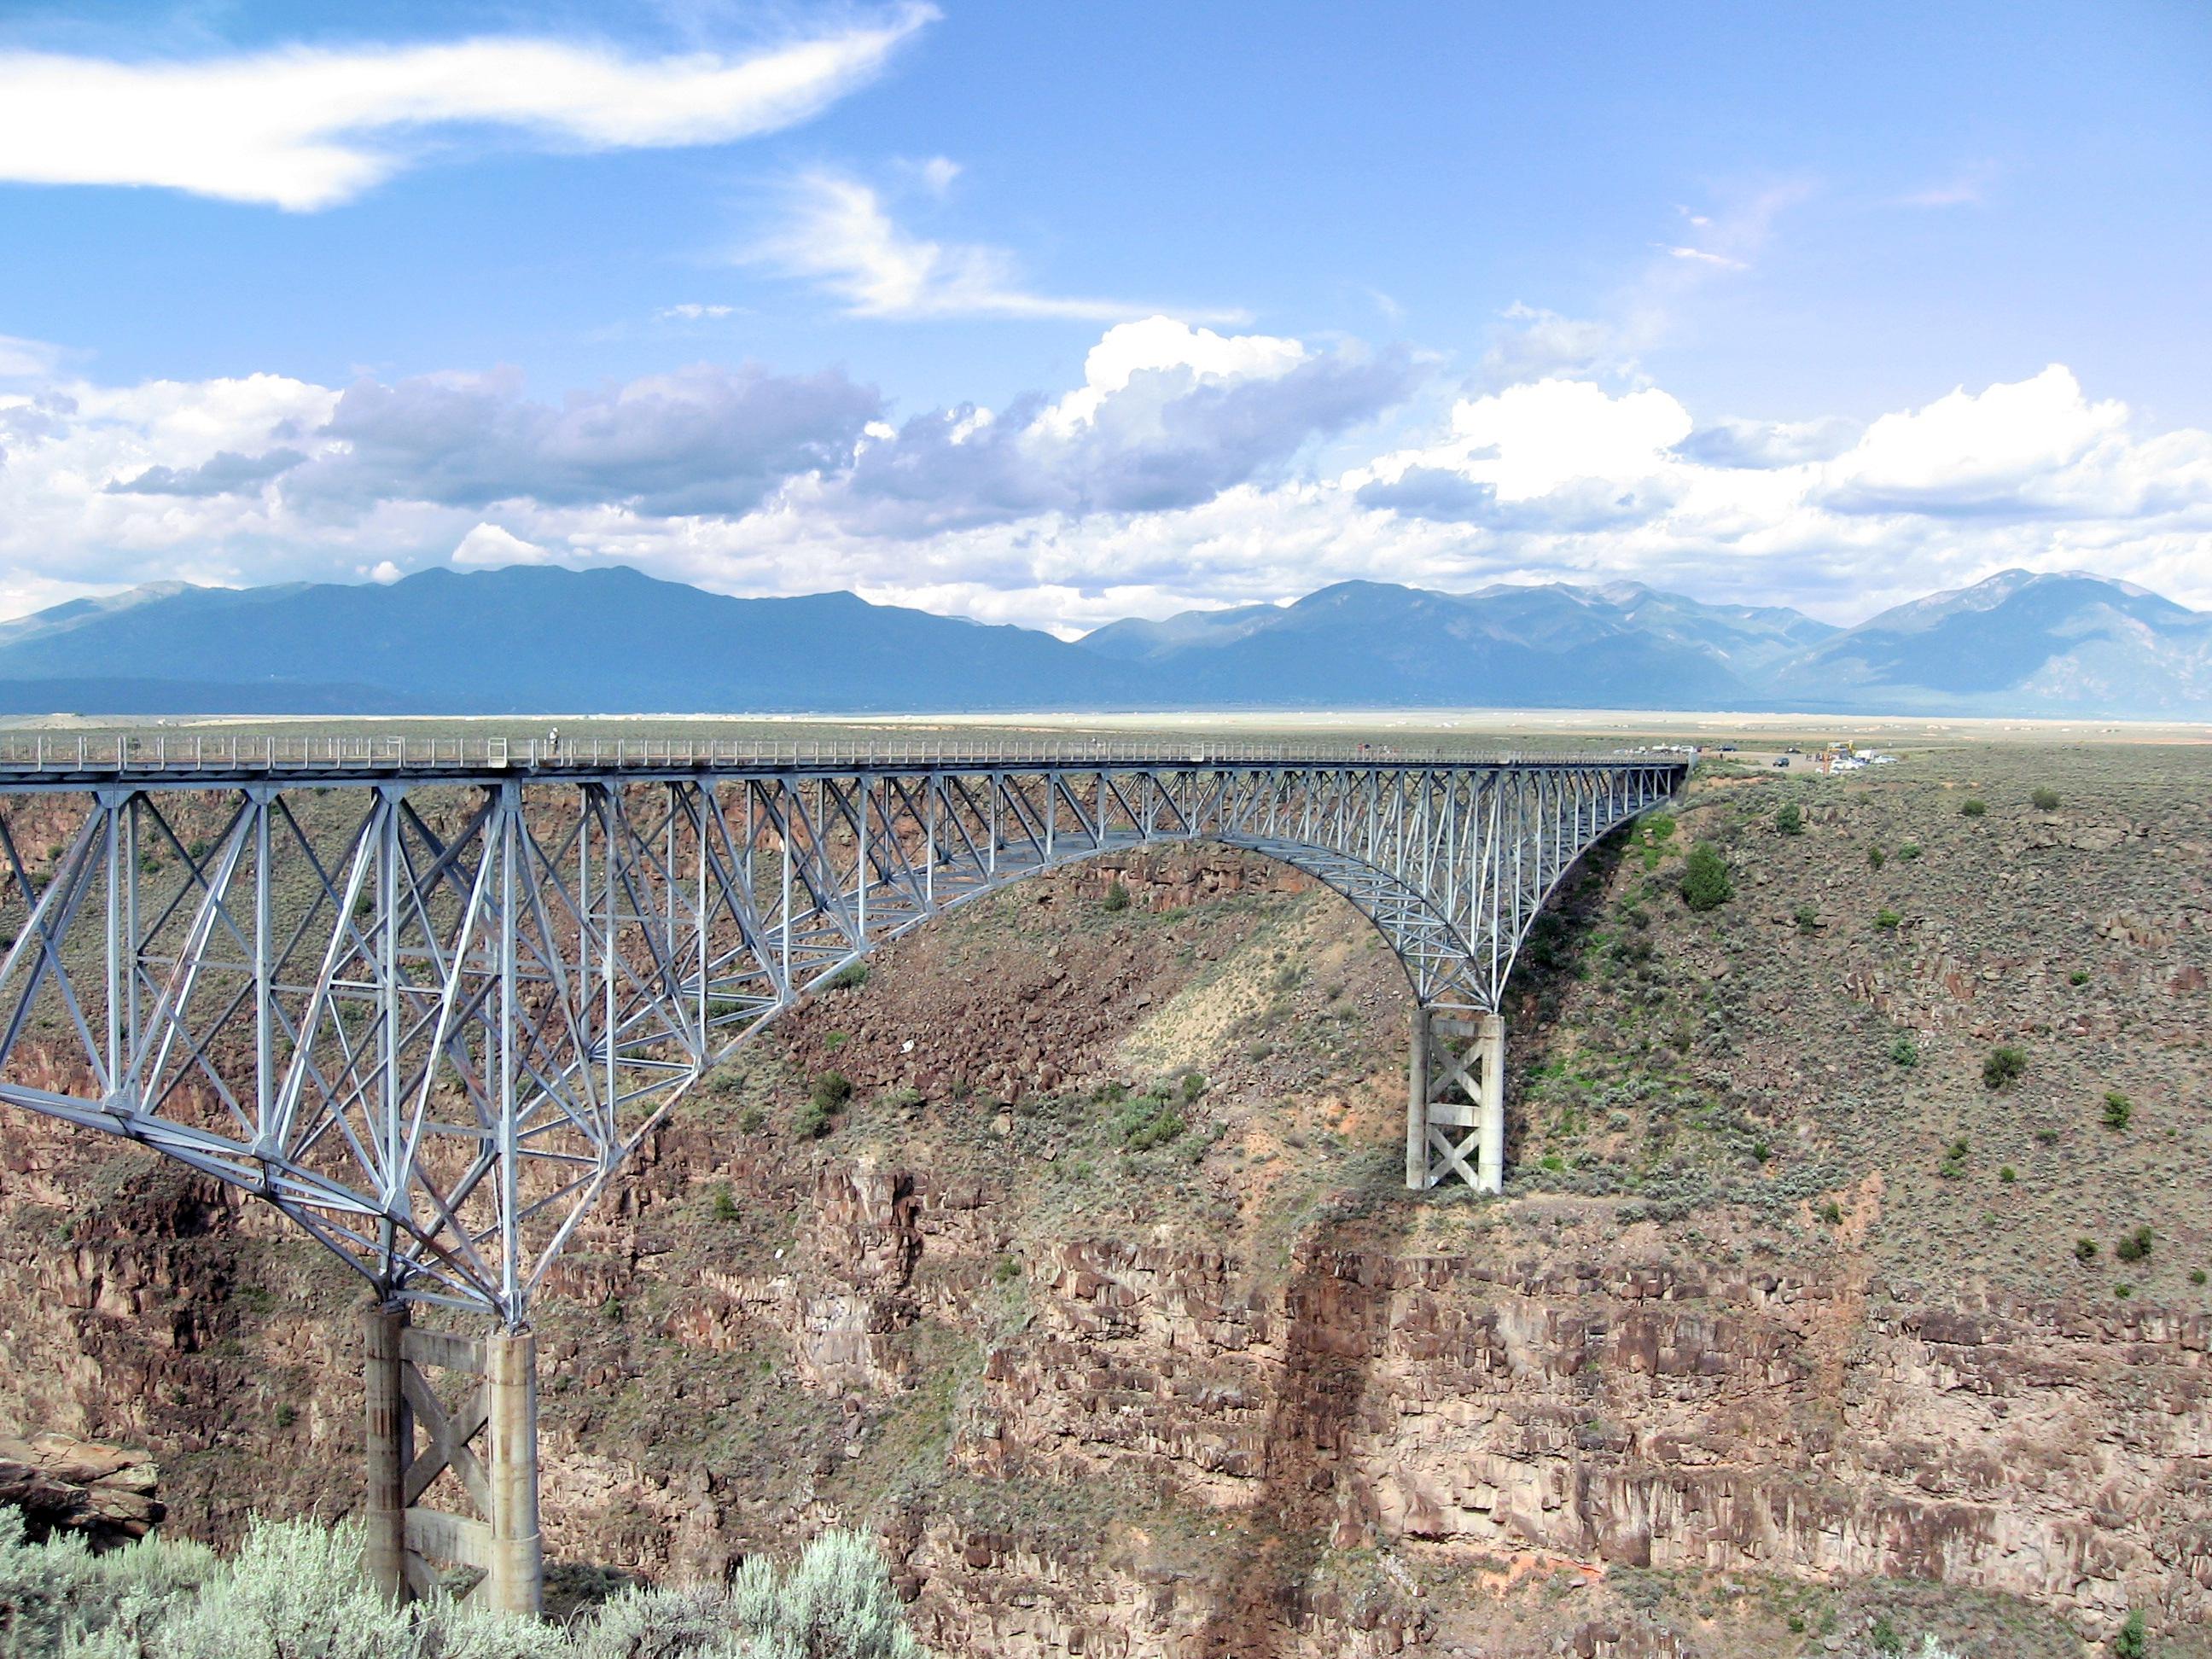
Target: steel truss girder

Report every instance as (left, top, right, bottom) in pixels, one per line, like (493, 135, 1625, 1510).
(0, 759, 1680, 1320)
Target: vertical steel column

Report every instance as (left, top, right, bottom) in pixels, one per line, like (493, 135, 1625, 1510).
(122, 797, 140, 1071)
(101, 794, 120, 1095)
(663, 784, 677, 973)
(484, 1327, 543, 1616)
(363, 1301, 409, 1604)
(376, 791, 403, 1279)
(924, 775, 938, 908)
(778, 783, 793, 994)
(496, 785, 521, 1315)
(579, 784, 594, 1095)
(252, 791, 273, 1145)
(695, 783, 709, 1049)
(1405, 1004, 1430, 1190)
(600, 787, 617, 1115)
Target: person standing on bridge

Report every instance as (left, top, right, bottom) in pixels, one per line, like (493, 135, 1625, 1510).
(547, 725, 560, 757)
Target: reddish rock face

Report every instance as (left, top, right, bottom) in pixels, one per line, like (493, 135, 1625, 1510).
(0, 1431, 161, 1545)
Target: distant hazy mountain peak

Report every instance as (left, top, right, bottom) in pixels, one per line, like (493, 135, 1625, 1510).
(1863, 567, 2198, 637)
(1765, 565, 2211, 715)
(1589, 579, 1656, 604)
(0, 561, 2199, 719)
(0, 579, 222, 649)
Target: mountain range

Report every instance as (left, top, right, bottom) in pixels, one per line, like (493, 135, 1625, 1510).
(0, 563, 2203, 720)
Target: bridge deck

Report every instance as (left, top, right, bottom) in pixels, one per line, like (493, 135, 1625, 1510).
(0, 733, 1682, 790)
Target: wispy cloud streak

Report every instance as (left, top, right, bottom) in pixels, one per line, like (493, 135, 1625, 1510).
(0, 7, 935, 210)
(752, 171, 1243, 323)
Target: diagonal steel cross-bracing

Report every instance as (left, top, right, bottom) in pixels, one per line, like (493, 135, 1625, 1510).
(0, 743, 1683, 1321)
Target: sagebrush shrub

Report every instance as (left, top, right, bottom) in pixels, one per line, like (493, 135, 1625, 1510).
(84, 1518, 426, 1659)
(732, 1530, 924, 1659)
(0, 1507, 106, 1656)
(0, 1516, 927, 1659)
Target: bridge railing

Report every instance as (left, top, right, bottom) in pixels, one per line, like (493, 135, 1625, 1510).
(0, 732, 1673, 777)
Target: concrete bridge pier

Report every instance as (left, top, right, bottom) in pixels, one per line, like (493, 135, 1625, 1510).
(1407, 1006, 1507, 1194)
(362, 1302, 544, 1616)
(363, 1304, 408, 1604)
(485, 1330, 544, 1617)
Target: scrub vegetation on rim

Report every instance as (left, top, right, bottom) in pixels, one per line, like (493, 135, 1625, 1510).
(0, 1509, 924, 1657)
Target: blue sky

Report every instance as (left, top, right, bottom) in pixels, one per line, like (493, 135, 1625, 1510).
(0, 0, 2208, 632)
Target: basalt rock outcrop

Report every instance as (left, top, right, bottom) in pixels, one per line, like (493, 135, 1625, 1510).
(0, 1432, 161, 1545)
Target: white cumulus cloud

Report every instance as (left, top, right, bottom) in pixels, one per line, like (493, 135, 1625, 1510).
(452, 523, 547, 566)
(0, 344, 2206, 636)
(1034, 317, 1311, 434)
(1358, 379, 1693, 511)
(1820, 364, 2136, 515)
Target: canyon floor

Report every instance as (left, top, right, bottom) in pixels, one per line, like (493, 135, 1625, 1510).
(2, 741, 2208, 1656)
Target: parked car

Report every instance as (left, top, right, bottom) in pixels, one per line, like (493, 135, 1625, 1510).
(1773, 757, 1790, 768)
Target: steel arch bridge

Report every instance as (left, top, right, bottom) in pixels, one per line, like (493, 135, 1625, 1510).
(0, 736, 1680, 1322)
(0, 733, 1683, 1608)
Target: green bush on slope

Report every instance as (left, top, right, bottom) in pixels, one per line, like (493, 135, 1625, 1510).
(1679, 842, 1733, 912)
